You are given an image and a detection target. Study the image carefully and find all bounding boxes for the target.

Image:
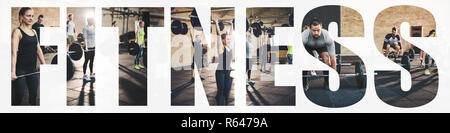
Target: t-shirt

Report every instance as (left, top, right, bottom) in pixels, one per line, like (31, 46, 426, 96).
(302, 29, 336, 57)
(246, 35, 253, 58)
(83, 26, 95, 48)
(67, 21, 75, 35)
(32, 22, 44, 41)
(384, 33, 401, 45)
(287, 45, 293, 55)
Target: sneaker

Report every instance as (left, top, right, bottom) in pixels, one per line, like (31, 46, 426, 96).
(424, 69, 431, 75)
(83, 75, 89, 81)
(138, 64, 145, 69)
(134, 65, 140, 70)
(311, 70, 317, 76)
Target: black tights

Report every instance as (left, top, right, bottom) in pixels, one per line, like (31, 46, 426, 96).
(83, 50, 95, 75)
(12, 68, 39, 105)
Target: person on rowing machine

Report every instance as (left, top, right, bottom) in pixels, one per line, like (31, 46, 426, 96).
(11, 7, 46, 105)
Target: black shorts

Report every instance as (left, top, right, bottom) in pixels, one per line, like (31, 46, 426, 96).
(383, 43, 402, 50)
(305, 45, 327, 56)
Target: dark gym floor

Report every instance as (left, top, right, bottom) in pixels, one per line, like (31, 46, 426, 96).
(65, 46, 148, 106)
(66, 53, 96, 106)
(304, 55, 438, 107)
(375, 55, 438, 107)
(246, 63, 296, 106)
(171, 63, 235, 106)
(118, 47, 147, 105)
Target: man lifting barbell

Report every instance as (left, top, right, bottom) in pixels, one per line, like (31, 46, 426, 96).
(302, 18, 337, 90)
(383, 27, 402, 60)
(11, 7, 46, 105)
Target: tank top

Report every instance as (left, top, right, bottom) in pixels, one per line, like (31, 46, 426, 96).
(217, 47, 232, 70)
(138, 28, 145, 45)
(16, 27, 38, 70)
(287, 45, 293, 54)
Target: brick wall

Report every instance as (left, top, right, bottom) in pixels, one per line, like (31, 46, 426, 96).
(11, 7, 60, 31)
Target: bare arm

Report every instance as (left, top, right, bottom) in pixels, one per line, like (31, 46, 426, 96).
(11, 29, 21, 80)
(135, 29, 139, 44)
(83, 27, 88, 51)
(214, 20, 224, 54)
(330, 56, 337, 70)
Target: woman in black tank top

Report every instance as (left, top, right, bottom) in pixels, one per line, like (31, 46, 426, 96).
(11, 7, 46, 105)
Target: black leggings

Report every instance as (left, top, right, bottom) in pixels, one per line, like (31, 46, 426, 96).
(246, 58, 252, 79)
(215, 70, 232, 105)
(12, 68, 39, 105)
(83, 49, 95, 75)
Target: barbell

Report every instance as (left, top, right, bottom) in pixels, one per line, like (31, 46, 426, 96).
(14, 55, 75, 81)
(400, 53, 436, 71)
(303, 62, 371, 88)
(67, 43, 96, 61)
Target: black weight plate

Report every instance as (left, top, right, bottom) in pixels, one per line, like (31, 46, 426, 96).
(180, 22, 189, 35)
(218, 21, 224, 31)
(251, 23, 261, 37)
(68, 43, 83, 61)
(67, 55, 75, 81)
(190, 9, 202, 31)
(401, 54, 411, 71)
(51, 54, 58, 64)
(128, 43, 140, 56)
(171, 20, 181, 35)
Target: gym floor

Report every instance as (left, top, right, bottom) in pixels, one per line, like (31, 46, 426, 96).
(65, 45, 148, 106)
(304, 55, 438, 107)
(118, 46, 147, 105)
(375, 55, 438, 107)
(171, 63, 236, 106)
(36, 53, 437, 107)
(66, 53, 96, 106)
(246, 63, 296, 106)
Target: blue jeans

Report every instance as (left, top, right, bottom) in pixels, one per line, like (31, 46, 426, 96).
(135, 45, 143, 65)
(215, 70, 232, 105)
(12, 68, 39, 105)
(287, 54, 293, 64)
